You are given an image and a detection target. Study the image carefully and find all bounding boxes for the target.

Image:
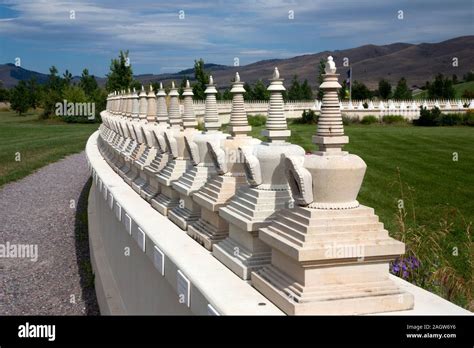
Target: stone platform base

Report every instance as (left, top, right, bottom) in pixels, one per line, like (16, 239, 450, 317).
(252, 265, 414, 315)
(151, 185, 180, 216)
(188, 219, 228, 251)
(168, 205, 201, 230)
(213, 233, 271, 280)
(140, 175, 160, 202)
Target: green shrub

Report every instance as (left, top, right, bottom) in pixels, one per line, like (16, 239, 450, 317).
(463, 110, 474, 126)
(382, 115, 406, 124)
(342, 114, 359, 125)
(247, 114, 266, 127)
(438, 113, 464, 126)
(414, 106, 441, 126)
(415, 107, 473, 127)
(292, 109, 318, 124)
(360, 115, 379, 125)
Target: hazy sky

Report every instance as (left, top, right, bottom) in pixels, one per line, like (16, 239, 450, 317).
(0, 0, 472, 76)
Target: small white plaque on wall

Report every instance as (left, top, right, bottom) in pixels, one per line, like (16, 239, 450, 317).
(98, 179, 102, 192)
(103, 186, 108, 200)
(115, 202, 121, 221)
(207, 304, 220, 316)
(177, 270, 190, 307)
(124, 213, 132, 235)
(136, 227, 145, 252)
(108, 193, 114, 210)
(153, 246, 165, 276)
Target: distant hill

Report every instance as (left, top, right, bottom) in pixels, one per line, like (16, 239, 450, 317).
(0, 63, 49, 88)
(1, 36, 473, 90)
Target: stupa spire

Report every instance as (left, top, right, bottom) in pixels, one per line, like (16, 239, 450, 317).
(261, 67, 290, 142)
(312, 56, 348, 153)
(138, 85, 147, 120)
(182, 79, 197, 129)
(146, 84, 157, 122)
(156, 82, 168, 125)
(168, 81, 182, 128)
(204, 75, 220, 131)
(228, 72, 251, 137)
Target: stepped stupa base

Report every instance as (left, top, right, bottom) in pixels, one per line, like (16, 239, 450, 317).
(250, 205, 414, 314)
(252, 265, 414, 315)
(131, 148, 158, 193)
(152, 158, 192, 215)
(139, 152, 170, 200)
(123, 144, 147, 185)
(168, 201, 201, 230)
(169, 165, 217, 230)
(187, 214, 228, 250)
(214, 186, 293, 279)
(140, 176, 161, 202)
(189, 174, 247, 250)
(151, 185, 180, 215)
(213, 229, 272, 280)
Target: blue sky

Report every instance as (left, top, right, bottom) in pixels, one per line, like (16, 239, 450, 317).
(0, 0, 472, 77)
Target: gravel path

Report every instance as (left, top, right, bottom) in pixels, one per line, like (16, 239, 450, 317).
(0, 152, 99, 315)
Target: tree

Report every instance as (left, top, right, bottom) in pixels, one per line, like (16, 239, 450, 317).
(178, 76, 189, 98)
(105, 50, 134, 92)
(0, 81, 10, 102)
(46, 66, 62, 93)
(339, 79, 349, 100)
(79, 69, 98, 97)
(317, 59, 325, 100)
(393, 77, 412, 100)
(243, 82, 252, 100)
(463, 71, 474, 82)
(378, 79, 392, 99)
(351, 80, 372, 100)
(192, 58, 209, 100)
(301, 79, 313, 100)
(222, 88, 232, 100)
(287, 75, 301, 100)
(41, 66, 64, 118)
(151, 82, 160, 93)
(26, 77, 40, 109)
(63, 70, 73, 86)
(252, 80, 269, 100)
(427, 74, 454, 99)
(10, 81, 30, 115)
(452, 74, 458, 85)
(130, 80, 142, 91)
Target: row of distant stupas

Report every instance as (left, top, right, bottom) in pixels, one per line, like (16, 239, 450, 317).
(98, 57, 414, 315)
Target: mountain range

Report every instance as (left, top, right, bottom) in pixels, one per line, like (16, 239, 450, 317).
(1, 36, 473, 90)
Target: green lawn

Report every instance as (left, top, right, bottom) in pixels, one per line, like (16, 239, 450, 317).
(414, 81, 474, 99)
(0, 110, 98, 186)
(249, 123, 474, 235)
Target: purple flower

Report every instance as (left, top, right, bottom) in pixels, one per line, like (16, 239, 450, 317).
(411, 257, 420, 268)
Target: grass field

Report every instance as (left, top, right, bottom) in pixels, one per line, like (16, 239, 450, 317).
(249, 123, 474, 235)
(414, 81, 474, 99)
(0, 110, 98, 186)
